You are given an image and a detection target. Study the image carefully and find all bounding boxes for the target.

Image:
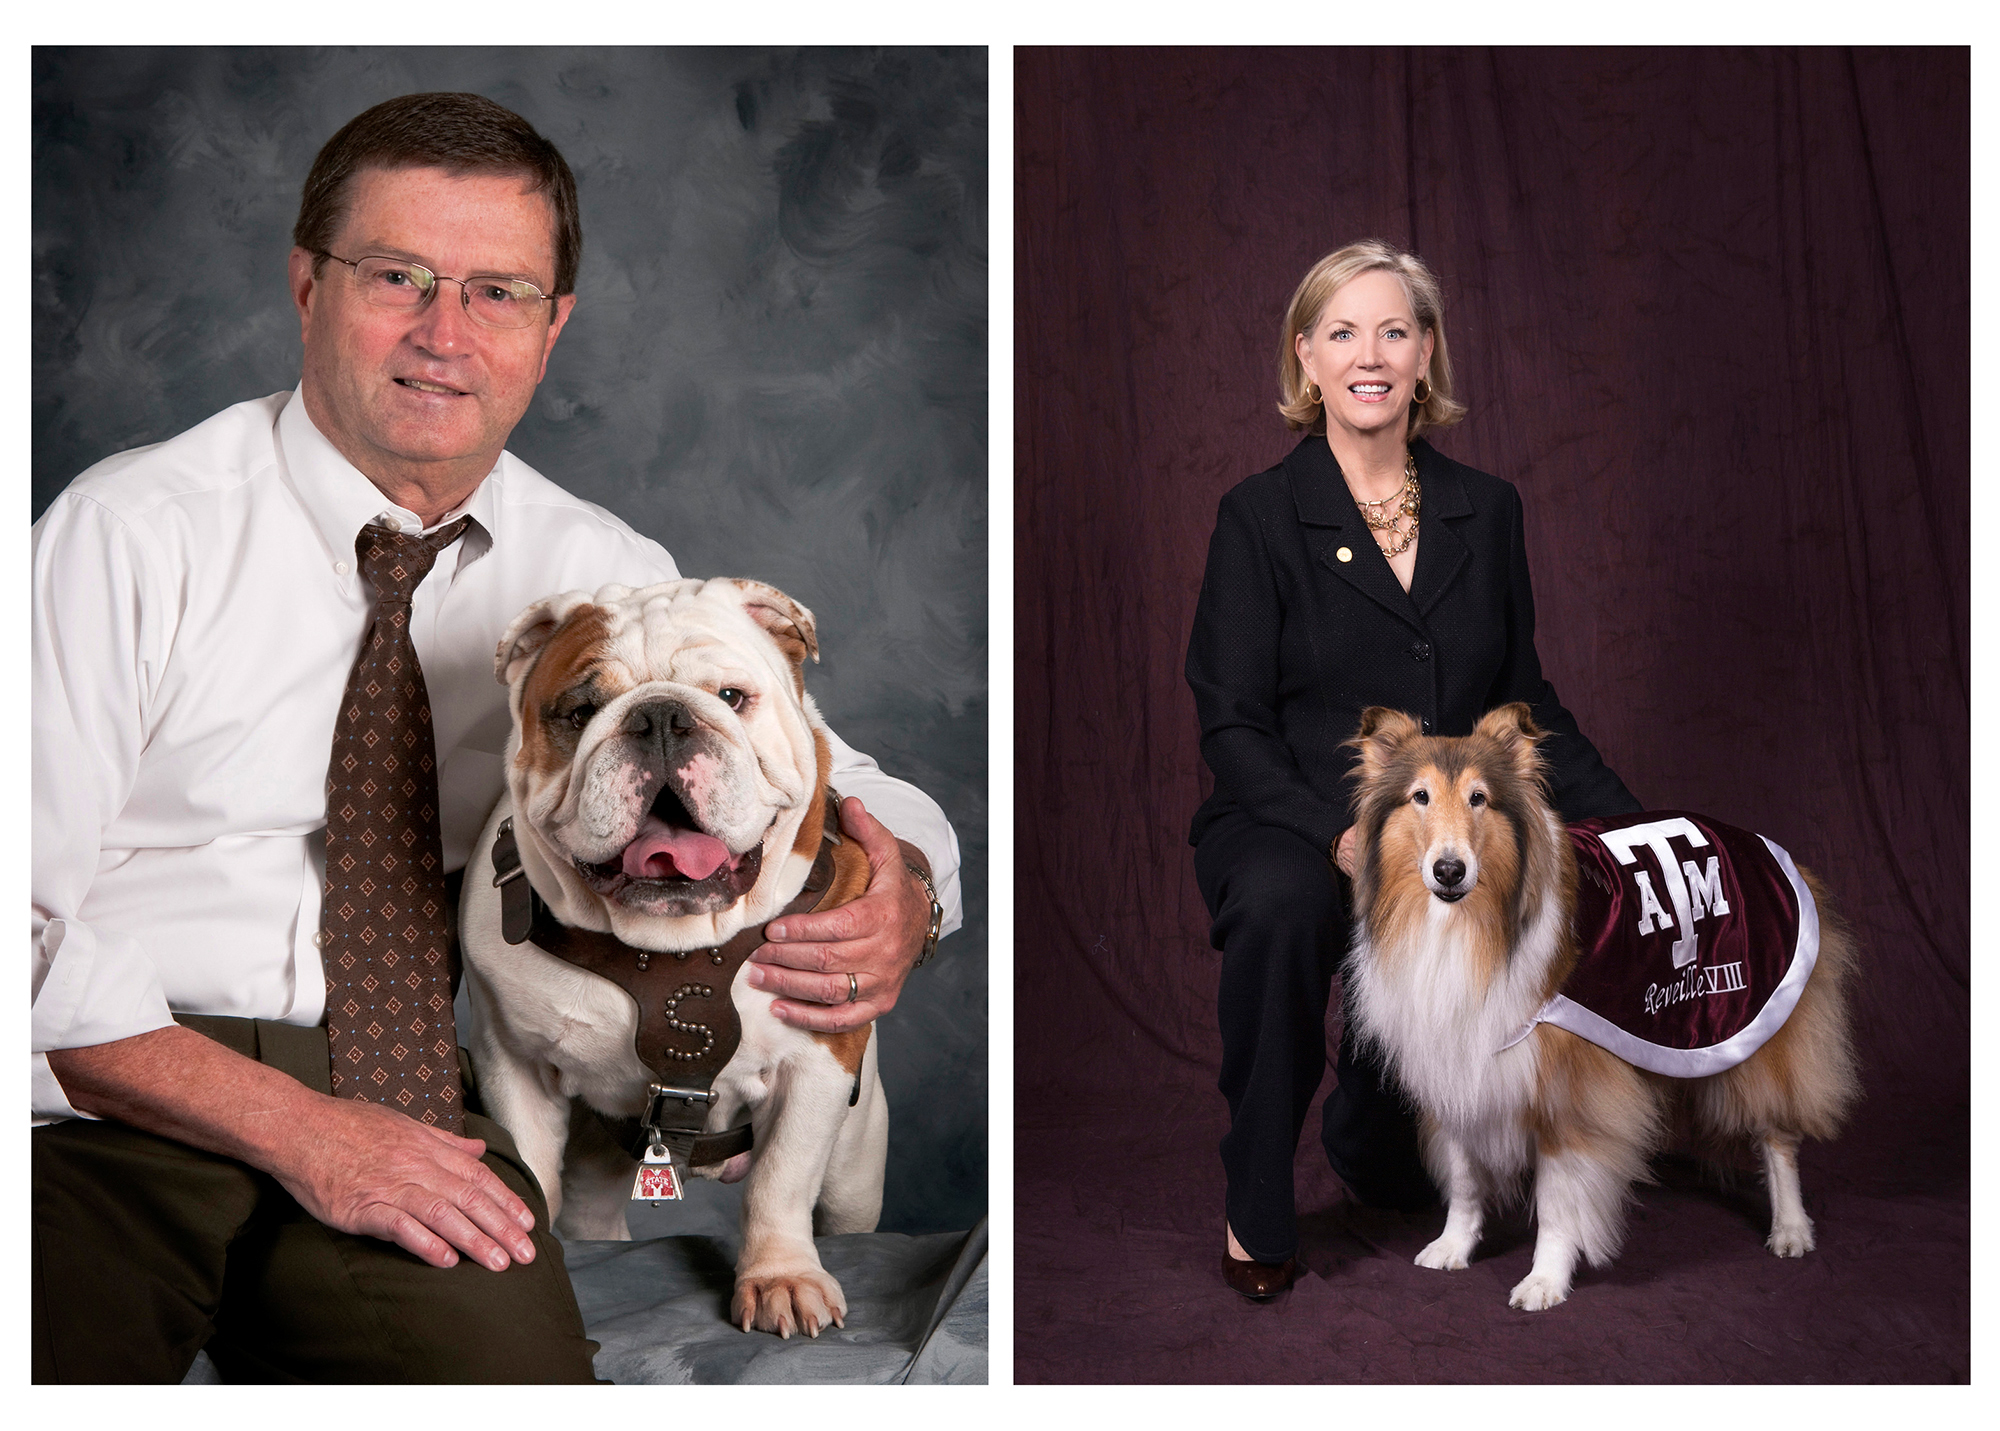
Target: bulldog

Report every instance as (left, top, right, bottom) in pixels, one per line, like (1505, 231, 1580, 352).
(459, 578, 886, 1339)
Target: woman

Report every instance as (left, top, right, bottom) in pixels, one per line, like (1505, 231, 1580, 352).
(1185, 240, 1640, 1299)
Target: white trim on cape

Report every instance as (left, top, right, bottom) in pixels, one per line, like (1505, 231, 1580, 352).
(1496, 835, 1820, 1078)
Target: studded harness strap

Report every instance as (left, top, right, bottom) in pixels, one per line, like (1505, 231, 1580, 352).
(488, 788, 844, 1166)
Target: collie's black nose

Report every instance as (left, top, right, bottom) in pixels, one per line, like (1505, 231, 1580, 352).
(1432, 857, 1466, 888)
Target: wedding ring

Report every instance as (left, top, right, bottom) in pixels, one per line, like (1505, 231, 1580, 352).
(846, 972, 859, 1004)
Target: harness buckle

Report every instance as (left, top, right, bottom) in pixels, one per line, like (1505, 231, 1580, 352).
(644, 1083, 718, 1115)
(639, 1082, 717, 1168)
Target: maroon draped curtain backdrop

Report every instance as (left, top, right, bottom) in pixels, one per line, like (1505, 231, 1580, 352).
(1016, 47, 1966, 1383)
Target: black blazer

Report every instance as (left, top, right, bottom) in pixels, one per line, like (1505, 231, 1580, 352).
(1187, 435, 1639, 852)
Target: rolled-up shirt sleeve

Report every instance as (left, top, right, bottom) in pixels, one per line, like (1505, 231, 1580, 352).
(32, 494, 179, 1120)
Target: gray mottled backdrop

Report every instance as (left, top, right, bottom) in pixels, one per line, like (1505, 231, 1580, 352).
(33, 47, 986, 1235)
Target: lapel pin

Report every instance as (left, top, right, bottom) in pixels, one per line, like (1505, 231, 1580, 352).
(1336, 546, 1353, 563)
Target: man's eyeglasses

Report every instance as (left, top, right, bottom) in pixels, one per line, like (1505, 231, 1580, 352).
(315, 251, 557, 330)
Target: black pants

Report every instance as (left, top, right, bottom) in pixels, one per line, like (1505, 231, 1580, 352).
(1195, 809, 1437, 1264)
(32, 1017, 601, 1384)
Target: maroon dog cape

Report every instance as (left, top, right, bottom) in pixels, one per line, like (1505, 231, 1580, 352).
(1498, 811, 1820, 1077)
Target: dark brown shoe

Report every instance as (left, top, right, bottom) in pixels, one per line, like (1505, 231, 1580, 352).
(1220, 1251, 1298, 1300)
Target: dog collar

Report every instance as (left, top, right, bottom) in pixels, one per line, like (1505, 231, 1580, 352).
(488, 787, 844, 1165)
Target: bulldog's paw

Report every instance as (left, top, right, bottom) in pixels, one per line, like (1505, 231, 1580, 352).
(1507, 1271, 1570, 1311)
(1767, 1216, 1816, 1258)
(1414, 1234, 1474, 1271)
(732, 1264, 848, 1339)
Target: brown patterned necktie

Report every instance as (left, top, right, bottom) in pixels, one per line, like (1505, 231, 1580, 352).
(321, 518, 472, 1133)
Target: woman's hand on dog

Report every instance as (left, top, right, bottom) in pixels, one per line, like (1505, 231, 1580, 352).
(1334, 827, 1358, 877)
(747, 796, 930, 1032)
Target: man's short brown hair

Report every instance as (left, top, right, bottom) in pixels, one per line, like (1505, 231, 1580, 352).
(293, 92, 582, 296)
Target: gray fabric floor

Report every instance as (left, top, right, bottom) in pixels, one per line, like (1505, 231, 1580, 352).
(575, 1174, 985, 1383)
(181, 1197, 987, 1384)
(566, 1220, 987, 1383)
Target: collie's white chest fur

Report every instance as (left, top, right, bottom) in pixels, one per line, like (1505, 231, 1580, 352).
(1348, 886, 1566, 1176)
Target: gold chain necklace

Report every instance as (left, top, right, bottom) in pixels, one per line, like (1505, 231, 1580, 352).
(1353, 451, 1421, 557)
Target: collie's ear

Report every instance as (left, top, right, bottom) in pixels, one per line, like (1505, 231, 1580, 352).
(1474, 702, 1546, 777)
(1351, 707, 1422, 772)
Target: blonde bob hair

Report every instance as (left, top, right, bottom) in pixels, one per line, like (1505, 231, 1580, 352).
(1277, 239, 1467, 441)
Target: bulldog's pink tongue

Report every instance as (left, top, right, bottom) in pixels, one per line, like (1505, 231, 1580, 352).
(620, 814, 731, 881)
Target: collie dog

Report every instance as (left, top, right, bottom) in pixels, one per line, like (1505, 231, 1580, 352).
(1344, 704, 1858, 1311)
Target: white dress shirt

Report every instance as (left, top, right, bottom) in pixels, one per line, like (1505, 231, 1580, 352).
(32, 388, 962, 1121)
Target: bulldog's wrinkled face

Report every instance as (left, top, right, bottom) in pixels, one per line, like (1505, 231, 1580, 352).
(499, 579, 820, 924)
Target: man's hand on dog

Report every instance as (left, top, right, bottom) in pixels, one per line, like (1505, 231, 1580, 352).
(747, 796, 929, 1031)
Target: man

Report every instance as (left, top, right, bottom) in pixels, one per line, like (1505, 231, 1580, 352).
(32, 92, 961, 1383)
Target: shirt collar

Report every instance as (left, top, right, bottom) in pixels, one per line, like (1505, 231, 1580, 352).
(276, 384, 499, 565)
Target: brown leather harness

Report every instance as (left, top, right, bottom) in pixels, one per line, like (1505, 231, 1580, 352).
(488, 789, 844, 1167)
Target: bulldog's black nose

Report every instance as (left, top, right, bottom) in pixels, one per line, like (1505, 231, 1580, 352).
(1432, 857, 1466, 889)
(624, 698, 699, 750)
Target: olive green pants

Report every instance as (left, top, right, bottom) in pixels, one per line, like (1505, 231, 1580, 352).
(32, 1016, 601, 1384)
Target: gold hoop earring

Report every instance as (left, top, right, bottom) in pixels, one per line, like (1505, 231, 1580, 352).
(1306, 382, 1322, 405)
(1412, 376, 1432, 404)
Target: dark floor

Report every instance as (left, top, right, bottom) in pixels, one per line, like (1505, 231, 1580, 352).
(1015, 1070, 1968, 1383)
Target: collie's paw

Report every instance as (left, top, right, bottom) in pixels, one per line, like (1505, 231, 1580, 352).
(732, 1266, 848, 1339)
(1414, 1235, 1474, 1271)
(1767, 1218, 1816, 1258)
(1508, 1272, 1570, 1311)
